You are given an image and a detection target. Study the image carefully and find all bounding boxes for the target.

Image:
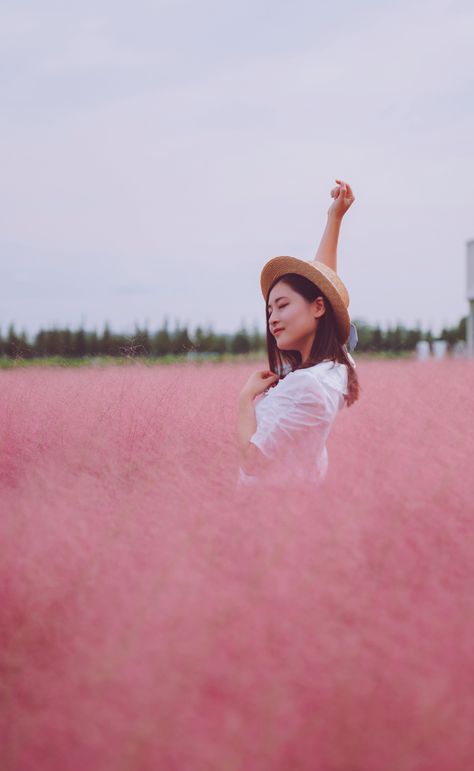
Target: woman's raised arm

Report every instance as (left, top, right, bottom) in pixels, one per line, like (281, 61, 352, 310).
(313, 180, 355, 274)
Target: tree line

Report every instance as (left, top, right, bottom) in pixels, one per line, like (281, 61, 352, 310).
(0, 316, 467, 359)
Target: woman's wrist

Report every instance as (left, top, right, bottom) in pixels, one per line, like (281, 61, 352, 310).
(237, 391, 257, 455)
(314, 214, 342, 271)
(239, 388, 254, 404)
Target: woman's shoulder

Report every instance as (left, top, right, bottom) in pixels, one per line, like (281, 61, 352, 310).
(291, 358, 348, 377)
(275, 367, 328, 399)
(293, 359, 351, 396)
(273, 356, 354, 398)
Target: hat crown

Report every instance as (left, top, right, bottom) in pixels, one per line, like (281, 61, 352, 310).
(308, 260, 349, 308)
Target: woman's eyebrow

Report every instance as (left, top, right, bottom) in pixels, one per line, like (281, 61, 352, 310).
(267, 295, 288, 310)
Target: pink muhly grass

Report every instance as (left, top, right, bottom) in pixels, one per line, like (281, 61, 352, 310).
(1, 358, 474, 770)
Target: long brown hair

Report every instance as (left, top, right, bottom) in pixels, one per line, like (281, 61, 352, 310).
(265, 273, 360, 407)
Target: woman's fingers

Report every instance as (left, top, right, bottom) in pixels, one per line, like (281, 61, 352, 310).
(333, 180, 345, 198)
(328, 179, 355, 218)
(336, 179, 354, 199)
(336, 179, 354, 198)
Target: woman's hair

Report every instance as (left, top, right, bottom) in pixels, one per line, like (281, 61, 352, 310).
(265, 273, 360, 407)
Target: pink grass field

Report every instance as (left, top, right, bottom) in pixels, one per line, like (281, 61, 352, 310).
(1, 357, 474, 771)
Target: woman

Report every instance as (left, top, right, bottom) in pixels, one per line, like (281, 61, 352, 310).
(235, 180, 361, 493)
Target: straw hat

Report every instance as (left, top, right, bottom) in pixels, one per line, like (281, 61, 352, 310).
(260, 255, 351, 345)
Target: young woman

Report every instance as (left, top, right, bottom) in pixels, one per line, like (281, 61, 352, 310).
(235, 180, 360, 492)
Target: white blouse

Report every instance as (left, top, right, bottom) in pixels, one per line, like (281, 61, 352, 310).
(236, 354, 355, 491)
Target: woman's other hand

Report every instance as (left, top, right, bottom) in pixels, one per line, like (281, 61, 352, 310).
(240, 370, 279, 400)
(328, 179, 355, 219)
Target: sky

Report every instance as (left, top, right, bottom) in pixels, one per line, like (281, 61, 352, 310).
(1, 0, 473, 338)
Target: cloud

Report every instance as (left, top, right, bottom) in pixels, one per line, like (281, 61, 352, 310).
(112, 283, 155, 295)
(0, 0, 472, 335)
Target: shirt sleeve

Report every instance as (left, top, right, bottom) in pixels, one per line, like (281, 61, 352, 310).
(249, 371, 330, 459)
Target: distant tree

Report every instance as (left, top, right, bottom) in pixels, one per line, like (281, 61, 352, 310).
(192, 325, 205, 353)
(101, 323, 113, 356)
(457, 316, 467, 340)
(371, 325, 383, 352)
(152, 327, 171, 356)
(62, 328, 73, 357)
(89, 330, 100, 356)
(73, 327, 87, 357)
(5, 323, 24, 358)
(134, 325, 151, 356)
(212, 334, 227, 354)
(19, 328, 33, 358)
(34, 329, 44, 357)
(172, 326, 194, 356)
(392, 325, 403, 352)
(406, 326, 421, 350)
(231, 328, 251, 354)
(249, 322, 263, 351)
(4, 312, 469, 361)
(198, 325, 225, 354)
(4, 324, 31, 358)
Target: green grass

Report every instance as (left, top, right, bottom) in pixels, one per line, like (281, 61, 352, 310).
(0, 350, 417, 369)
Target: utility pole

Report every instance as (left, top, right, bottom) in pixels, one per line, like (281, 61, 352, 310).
(467, 240, 474, 356)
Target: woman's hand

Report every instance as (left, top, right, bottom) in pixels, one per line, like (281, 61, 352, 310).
(328, 179, 355, 219)
(240, 370, 279, 400)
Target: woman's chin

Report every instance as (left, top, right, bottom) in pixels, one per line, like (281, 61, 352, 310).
(276, 333, 293, 350)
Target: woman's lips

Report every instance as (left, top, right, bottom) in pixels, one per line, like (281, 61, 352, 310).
(274, 329, 284, 336)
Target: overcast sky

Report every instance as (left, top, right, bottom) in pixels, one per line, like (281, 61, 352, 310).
(1, 0, 473, 338)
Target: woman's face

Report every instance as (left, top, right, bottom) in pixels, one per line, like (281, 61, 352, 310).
(267, 280, 326, 360)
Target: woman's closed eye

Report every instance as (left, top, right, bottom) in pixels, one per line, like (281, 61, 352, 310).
(268, 303, 288, 316)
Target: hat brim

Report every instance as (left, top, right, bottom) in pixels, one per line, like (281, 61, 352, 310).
(260, 255, 351, 345)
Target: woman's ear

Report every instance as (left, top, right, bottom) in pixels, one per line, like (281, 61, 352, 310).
(313, 297, 326, 319)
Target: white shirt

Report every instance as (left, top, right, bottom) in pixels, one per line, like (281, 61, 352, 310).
(236, 354, 355, 491)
